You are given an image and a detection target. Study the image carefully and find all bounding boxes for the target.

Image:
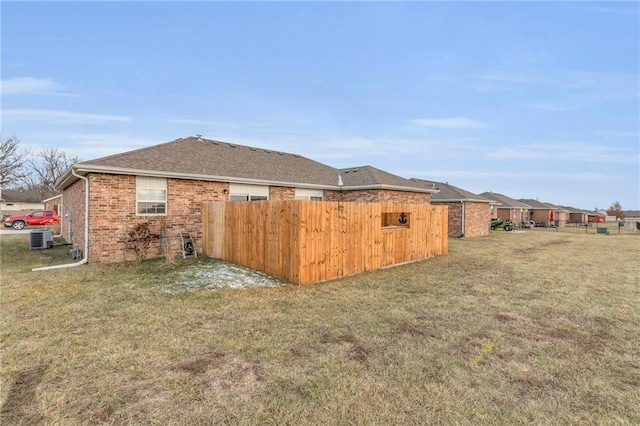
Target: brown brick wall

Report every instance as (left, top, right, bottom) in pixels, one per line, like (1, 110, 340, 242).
(71, 173, 229, 263)
(555, 211, 567, 227)
(324, 189, 431, 203)
(61, 179, 87, 256)
(439, 202, 463, 237)
(432, 201, 490, 237)
(44, 196, 62, 214)
(495, 207, 529, 224)
(269, 186, 295, 200)
(568, 212, 587, 224)
(463, 202, 491, 237)
(530, 209, 552, 225)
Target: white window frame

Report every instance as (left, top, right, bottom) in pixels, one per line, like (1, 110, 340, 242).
(229, 183, 269, 202)
(136, 176, 167, 215)
(295, 188, 323, 201)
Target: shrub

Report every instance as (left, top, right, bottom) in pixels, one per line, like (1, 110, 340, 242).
(125, 222, 153, 262)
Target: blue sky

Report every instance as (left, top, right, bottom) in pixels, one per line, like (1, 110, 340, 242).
(2, 1, 638, 210)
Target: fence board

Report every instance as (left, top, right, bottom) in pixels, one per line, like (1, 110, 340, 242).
(202, 200, 447, 284)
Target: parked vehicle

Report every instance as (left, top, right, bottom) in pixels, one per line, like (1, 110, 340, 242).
(523, 220, 536, 229)
(3, 210, 60, 230)
(491, 218, 513, 231)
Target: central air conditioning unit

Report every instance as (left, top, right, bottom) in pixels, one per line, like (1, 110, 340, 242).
(30, 230, 54, 250)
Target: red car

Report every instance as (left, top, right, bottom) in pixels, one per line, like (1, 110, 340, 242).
(3, 210, 61, 230)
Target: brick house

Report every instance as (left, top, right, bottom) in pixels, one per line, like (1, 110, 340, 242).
(519, 199, 567, 228)
(560, 206, 591, 225)
(55, 136, 438, 264)
(479, 192, 531, 227)
(43, 194, 63, 215)
(0, 189, 44, 217)
(410, 179, 493, 237)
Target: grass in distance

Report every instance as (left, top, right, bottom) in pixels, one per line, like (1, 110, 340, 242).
(1, 230, 639, 424)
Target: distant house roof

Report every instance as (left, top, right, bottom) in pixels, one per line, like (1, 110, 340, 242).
(409, 179, 493, 203)
(0, 189, 43, 204)
(339, 166, 437, 192)
(559, 206, 593, 215)
(57, 136, 437, 194)
(519, 198, 555, 209)
(479, 192, 531, 209)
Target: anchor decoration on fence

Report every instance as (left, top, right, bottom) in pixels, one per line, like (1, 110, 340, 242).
(399, 212, 407, 224)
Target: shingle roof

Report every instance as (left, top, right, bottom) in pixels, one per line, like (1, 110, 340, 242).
(519, 198, 554, 209)
(409, 179, 492, 202)
(340, 166, 433, 190)
(0, 189, 43, 203)
(58, 136, 436, 194)
(479, 192, 532, 208)
(72, 136, 338, 187)
(558, 205, 593, 215)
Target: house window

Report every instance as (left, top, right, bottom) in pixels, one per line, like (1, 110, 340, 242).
(295, 188, 323, 201)
(137, 176, 167, 215)
(229, 183, 269, 202)
(229, 194, 268, 201)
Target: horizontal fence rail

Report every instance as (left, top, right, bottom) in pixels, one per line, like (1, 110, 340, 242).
(202, 201, 448, 284)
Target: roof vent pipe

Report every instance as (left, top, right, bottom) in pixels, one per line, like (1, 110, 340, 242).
(32, 169, 89, 271)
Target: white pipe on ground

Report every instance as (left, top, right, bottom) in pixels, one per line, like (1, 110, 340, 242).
(32, 169, 89, 272)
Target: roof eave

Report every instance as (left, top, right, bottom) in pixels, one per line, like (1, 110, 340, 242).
(61, 165, 440, 194)
(66, 164, 342, 190)
(340, 184, 439, 194)
(431, 198, 492, 203)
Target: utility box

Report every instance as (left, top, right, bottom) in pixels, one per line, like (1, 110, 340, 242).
(30, 230, 54, 250)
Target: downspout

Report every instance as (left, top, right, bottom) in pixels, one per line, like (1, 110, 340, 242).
(461, 201, 465, 237)
(33, 169, 89, 271)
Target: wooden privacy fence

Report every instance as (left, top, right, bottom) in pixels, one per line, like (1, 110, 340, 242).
(202, 201, 448, 285)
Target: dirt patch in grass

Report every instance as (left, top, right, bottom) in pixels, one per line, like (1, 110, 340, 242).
(395, 319, 436, 338)
(169, 350, 227, 375)
(314, 328, 372, 363)
(167, 349, 264, 403)
(0, 365, 47, 425)
(538, 238, 572, 247)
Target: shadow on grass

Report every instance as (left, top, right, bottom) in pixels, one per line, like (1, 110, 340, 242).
(0, 365, 47, 424)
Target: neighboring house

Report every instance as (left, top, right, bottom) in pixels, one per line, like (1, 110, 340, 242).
(43, 194, 63, 215)
(548, 203, 570, 226)
(479, 192, 531, 226)
(519, 199, 567, 228)
(410, 179, 493, 237)
(559, 205, 591, 225)
(55, 136, 438, 264)
(0, 189, 44, 218)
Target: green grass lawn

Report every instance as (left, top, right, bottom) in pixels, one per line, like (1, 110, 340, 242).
(1, 230, 639, 424)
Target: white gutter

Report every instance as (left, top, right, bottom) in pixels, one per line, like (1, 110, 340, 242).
(33, 169, 89, 271)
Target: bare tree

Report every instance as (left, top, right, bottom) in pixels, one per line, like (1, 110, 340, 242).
(0, 134, 28, 188)
(607, 201, 626, 220)
(22, 147, 80, 198)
